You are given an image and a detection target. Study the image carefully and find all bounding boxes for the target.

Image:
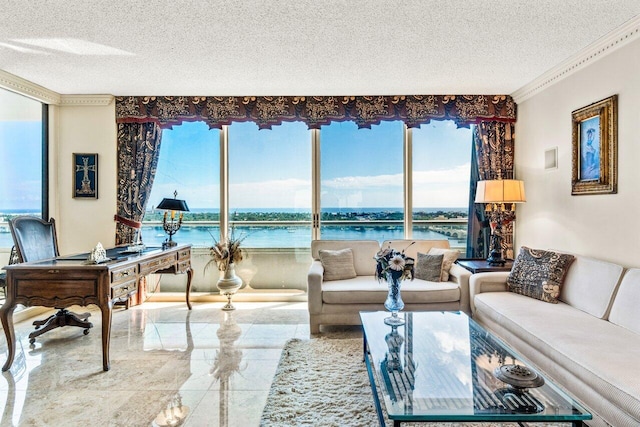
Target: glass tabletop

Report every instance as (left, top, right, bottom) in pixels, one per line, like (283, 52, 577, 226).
(360, 311, 591, 424)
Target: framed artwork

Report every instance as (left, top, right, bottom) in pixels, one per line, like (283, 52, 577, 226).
(73, 153, 98, 199)
(571, 95, 617, 195)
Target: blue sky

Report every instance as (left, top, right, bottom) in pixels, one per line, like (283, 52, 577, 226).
(0, 122, 42, 211)
(150, 119, 472, 210)
(0, 118, 471, 212)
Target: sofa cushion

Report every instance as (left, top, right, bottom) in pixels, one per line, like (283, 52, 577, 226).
(414, 253, 443, 282)
(507, 247, 575, 304)
(558, 253, 624, 319)
(312, 240, 379, 276)
(318, 248, 357, 281)
(609, 268, 640, 334)
(321, 276, 459, 304)
(475, 291, 640, 422)
(427, 247, 459, 282)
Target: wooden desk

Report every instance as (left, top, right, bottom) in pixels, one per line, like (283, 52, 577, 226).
(0, 244, 192, 372)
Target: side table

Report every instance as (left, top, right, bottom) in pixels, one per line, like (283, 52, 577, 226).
(456, 259, 513, 274)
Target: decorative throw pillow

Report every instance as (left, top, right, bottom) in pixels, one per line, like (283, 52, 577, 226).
(318, 248, 357, 281)
(507, 247, 575, 304)
(427, 247, 460, 282)
(414, 253, 444, 282)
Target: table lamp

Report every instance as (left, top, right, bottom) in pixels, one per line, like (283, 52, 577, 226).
(474, 179, 526, 265)
(156, 191, 189, 248)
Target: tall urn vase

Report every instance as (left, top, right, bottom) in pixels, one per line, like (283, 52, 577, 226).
(384, 272, 405, 326)
(217, 263, 242, 311)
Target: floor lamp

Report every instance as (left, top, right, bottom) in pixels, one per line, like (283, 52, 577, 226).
(474, 179, 526, 265)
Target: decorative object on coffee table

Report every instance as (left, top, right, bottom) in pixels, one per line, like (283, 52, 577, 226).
(494, 364, 545, 389)
(474, 179, 526, 266)
(374, 245, 414, 326)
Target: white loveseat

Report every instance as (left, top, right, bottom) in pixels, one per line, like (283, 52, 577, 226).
(307, 239, 471, 334)
(470, 253, 640, 427)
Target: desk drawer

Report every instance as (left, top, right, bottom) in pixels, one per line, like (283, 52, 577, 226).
(177, 248, 190, 262)
(176, 259, 191, 273)
(111, 265, 137, 284)
(139, 253, 176, 275)
(111, 279, 137, 301)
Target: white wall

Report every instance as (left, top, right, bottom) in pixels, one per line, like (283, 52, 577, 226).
(51, 102, 117, 254)
(515, 37, 640, 266)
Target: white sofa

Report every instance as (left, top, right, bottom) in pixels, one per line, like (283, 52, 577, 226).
(470, 253, 640, 427)
(307, 239, 471, 334)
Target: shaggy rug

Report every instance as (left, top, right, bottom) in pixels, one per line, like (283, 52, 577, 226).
(260, 337, 571, 427)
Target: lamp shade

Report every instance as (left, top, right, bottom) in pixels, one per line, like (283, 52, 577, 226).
(475, 179, 526, 204)
(156, 197, 189, 212)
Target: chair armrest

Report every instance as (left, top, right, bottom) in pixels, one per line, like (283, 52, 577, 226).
(307, 260, 324, 314)
(448, 263, 472, 315)
(469, 272, 510, 315)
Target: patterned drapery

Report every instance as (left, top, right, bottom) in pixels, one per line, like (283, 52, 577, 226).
(467, 122, 516, 259)
(115, 95, 516, 130)
(115, 122, 163, 245)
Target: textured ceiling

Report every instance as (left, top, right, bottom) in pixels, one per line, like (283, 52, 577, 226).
(0, 1, 639, 96)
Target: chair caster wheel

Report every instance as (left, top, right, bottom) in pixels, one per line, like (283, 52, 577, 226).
(83, 329, 90, 335)
(29, 338, 35, 345)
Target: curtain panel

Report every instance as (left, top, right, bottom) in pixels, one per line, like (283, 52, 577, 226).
(115, 122, 162, 245)
(115, 95, 516, 130)
(468, 122, 516, 259)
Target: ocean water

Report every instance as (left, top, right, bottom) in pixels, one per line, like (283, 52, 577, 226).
(139, 224, 466, 249)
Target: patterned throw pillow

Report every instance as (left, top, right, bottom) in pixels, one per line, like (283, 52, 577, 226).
(318, 248, 357, 281)
(414, 253, 444, 282)
(427, 247, 460, 282)
(507, 247, 576, 304)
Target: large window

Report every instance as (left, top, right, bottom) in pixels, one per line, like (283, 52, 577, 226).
(141, 122, 220, 247)
(228, 121, 311, 248)
(412, 121, 472, 247)
(143, 119, 472, 293)
(320, 120, 405, 242)
(0, 88, 46, 249)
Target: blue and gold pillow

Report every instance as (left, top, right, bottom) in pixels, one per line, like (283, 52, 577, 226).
(507, 247, 575, 303)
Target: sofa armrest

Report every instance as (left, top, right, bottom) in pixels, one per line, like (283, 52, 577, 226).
(448, 263, 472, 315)
(469, 271, 510, 315)
(307, 260, 324, 314)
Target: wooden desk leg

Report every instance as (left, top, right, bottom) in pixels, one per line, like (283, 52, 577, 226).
(186, 267, 193, 310)
(0, 303, 16, 372)
(100, 303, 113, 371)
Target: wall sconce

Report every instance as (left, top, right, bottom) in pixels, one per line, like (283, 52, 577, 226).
(474, 179, 526, 265)
(156, 191, 189, 248)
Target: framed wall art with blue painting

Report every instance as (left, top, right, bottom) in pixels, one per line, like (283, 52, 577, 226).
(571, 95, 617, 195)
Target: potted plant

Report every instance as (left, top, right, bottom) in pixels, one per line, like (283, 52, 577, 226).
(206, 228, 246, 311)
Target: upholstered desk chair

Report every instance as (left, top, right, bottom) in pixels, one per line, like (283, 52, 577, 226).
(8, 216, 92, 344)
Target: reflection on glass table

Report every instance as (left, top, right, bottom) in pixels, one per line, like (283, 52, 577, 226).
(360, 311, 591, 426)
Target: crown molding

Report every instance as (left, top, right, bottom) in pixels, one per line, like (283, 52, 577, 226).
(59, 94, 114, 106)
(512, 15, 640, 103)
(0, 69, 61, 104)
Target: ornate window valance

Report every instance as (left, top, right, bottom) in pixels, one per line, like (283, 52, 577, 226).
(115, 95, 516, 130)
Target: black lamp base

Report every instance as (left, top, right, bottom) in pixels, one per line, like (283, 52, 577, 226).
(487, 250, 506, 266)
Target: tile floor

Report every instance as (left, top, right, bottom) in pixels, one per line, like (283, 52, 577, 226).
(0, 301, 316, 427)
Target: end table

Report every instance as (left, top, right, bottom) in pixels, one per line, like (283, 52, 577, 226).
(456, 259, 513, 274)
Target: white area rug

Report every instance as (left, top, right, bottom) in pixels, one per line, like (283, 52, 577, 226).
(260, 337, 571, 427)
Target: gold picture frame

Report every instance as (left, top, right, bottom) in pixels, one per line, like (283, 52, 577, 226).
(571, 95, 617, 195)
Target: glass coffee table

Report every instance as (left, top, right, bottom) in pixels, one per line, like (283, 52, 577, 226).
(360, 311, 591, 427)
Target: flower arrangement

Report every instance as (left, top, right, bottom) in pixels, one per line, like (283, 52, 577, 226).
(374, 246, 415, 282)
(206, 228, 246, 272)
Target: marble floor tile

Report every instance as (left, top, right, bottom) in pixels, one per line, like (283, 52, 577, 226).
(0, 301, 317, 427)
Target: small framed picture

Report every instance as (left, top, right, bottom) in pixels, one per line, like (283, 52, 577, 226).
(571, 95, 617, 195)
(73, 153, 98, 199)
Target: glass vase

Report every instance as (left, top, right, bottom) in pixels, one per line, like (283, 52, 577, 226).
(384, 272, 405, 326)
